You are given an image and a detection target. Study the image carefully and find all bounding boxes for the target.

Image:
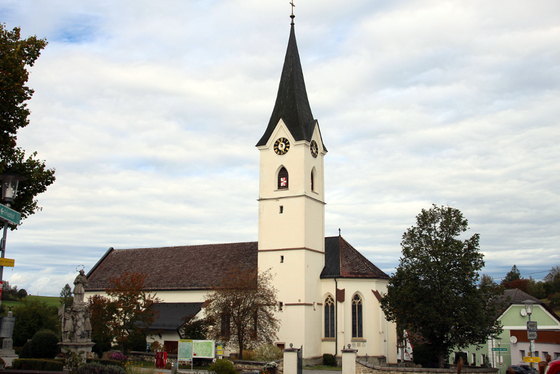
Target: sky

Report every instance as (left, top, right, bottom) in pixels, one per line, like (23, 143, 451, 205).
(2, 0, 559, 296)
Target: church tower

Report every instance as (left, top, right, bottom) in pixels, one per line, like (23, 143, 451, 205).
(256, 15, 326, 358)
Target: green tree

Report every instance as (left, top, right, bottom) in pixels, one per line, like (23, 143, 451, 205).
(0, 23, 55, 225)
(204, 266, 279, 360)
(502, 265, 521, 285)
(60, 283, 73, 308)
(380, 205, 503, 368)
(12, 299, 59, 347)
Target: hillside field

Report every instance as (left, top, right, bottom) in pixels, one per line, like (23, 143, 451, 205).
(2, 295, 60, 309)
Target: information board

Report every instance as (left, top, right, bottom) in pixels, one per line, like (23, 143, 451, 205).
(178, 340, 215, 361)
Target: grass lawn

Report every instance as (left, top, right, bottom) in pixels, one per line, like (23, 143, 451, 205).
(2, 295, 61, 310)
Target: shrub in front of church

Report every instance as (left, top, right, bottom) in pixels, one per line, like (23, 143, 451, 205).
(19, 329, 59, 359)
(254, 344, 282, 362)
(322, 354, 336, 367)
(209, 359, 238, 374)
(77, 362, 127, 374)
(11, 358, 64, 371)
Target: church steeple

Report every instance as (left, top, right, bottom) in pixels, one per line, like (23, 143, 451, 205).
(256, 23, 324, 150)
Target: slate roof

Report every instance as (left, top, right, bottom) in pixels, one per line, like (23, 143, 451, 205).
(321, 236, 389, 279)
(149, 303, 204, 331)
(256, 23, 326, 151)
(85, 237, 387, 291)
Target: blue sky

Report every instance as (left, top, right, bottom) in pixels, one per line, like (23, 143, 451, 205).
(2, 0, 560, 295)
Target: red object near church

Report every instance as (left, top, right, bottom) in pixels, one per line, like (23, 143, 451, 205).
(155, 351, 167, 368)
(546, 359, 560, 374)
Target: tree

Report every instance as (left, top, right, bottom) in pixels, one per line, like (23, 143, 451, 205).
(0, 23, 55, 225)
(12, 299, 59, 347)
(204, 266, 279, 360)
(502, 265, 521, 285)
(89, 294, 115, 357)
(60, 283, 73, 308)
(100, 271, 160, 353)
(380, 205, 503, 368)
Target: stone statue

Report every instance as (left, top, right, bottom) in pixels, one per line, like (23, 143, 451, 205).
(73, 269, 88, 304)
(60, 270, 92, 343)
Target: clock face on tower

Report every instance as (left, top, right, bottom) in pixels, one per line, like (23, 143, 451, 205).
(274, 137, 290, 155)
(310, 140, 318, 158)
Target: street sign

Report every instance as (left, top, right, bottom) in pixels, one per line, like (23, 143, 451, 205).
(0, 204, 21, 225)
(492, 347, 508, 352)
(527, 321, 538, 331)
(0, 258, 15, 267)
(528, 331, 538, 340)
(523, 357, 541, 363)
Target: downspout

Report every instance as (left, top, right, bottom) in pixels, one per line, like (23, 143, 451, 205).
(335, 277, 338, 357)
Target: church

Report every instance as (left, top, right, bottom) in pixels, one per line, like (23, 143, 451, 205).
(85, 15, 398, 364)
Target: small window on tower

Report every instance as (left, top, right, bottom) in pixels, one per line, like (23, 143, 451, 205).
(278, 167, 289, 189)
(311, 170, 315, 192)
(280, 255, 284, 263)
(279, 206, 283, 214)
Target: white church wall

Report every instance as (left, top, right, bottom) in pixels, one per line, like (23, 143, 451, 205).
(321, 278, 397, 362)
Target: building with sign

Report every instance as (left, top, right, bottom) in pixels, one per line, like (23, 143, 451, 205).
(449, 289, 560, 368)
(85, 18, 397, 364)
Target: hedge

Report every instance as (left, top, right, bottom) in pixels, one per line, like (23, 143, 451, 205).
(11, 358, 64, 371)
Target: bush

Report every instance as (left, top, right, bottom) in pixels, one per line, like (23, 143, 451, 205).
(549, 292, 560, 308)
(149, 340, 162, 352)
(86, 358, 127, 368)
(78, 363, 126, 374)
(19, 330, 59, 359)
(109, 352, 128, 361)
(209, 359, 238, 374)
(323, 353, 336, 367)
(254, 344, 282, 362)
(12, 358, 64, 371)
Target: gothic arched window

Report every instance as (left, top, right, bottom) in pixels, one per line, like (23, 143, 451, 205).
(324, 295, 335, 338)
(352, 293, 363, 338)
(278, 167, 288, 189)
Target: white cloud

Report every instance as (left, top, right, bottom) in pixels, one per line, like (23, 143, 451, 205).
(2, 0, 559, 295)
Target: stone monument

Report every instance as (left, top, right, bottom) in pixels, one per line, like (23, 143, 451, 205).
(0, 308, 19, 367)
(59, 269, 95, 359)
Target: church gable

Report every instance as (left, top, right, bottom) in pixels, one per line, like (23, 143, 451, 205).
(321, 236, 389, 279)
(86, 242, 258, 291)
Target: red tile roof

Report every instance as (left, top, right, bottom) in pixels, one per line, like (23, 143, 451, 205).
(86, 236, 388, 292)
(86, 242, 258, 291)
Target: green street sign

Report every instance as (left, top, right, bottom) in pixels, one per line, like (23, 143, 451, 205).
(0, 204, 21, 225)
(492, 348, 508, 352)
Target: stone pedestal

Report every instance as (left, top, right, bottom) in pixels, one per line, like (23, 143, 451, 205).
(283, 346, 300, 374)
(59, 342, 96, 362)
(342, 345, 358, 374)
(0, 346, 18, 368)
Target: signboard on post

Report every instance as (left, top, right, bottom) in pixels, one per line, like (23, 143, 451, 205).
(524, 357, 541, 363)
(0, 204, 21, 225)
(527, 321, 538, 331)
(0, 258, 15, 267)
(528, 331, 538, 340)
(492, 348, 508, 352)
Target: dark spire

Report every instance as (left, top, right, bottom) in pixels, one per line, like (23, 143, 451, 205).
(256, 23, 319, 147)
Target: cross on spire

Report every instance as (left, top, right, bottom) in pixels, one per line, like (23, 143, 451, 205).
(290, 1, 295, 24)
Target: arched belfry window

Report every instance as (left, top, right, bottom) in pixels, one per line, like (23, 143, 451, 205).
(324, 295, 335, 338)
(278, 167, 288, 189)
(352, 293, 363, 338)
(311, 169, 315, 192)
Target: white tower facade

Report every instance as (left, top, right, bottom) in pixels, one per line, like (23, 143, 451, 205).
(256, 21, 327, 359)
